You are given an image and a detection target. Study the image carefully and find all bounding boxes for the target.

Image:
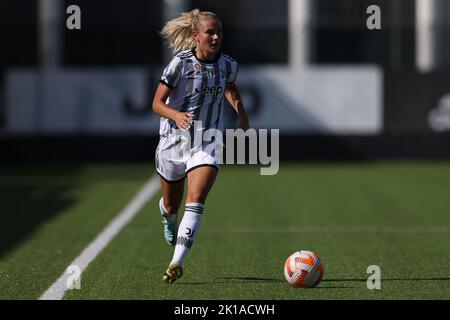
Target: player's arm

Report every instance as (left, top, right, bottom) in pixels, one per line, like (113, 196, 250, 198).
(225, 83, 249, 131)
(152, 83, 192, 129)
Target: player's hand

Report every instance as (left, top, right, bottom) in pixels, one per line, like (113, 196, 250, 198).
(174, 111, 193, 129)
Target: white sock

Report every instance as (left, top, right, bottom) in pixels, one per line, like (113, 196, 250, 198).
(159, 197, 177, 223)
(171, 202, 204, 265)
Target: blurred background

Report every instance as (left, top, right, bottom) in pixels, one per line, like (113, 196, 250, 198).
(1, 0, 450, 161)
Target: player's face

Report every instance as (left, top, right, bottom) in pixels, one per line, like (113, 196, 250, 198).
(194, 18, 222, 57)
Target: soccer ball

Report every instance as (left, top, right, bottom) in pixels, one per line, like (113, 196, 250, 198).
(284, 250, 324, 288)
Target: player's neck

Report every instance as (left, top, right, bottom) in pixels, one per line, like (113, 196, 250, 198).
(193, 47, 217, 63)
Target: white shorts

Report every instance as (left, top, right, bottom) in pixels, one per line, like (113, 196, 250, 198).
(155, 132, 220, 183)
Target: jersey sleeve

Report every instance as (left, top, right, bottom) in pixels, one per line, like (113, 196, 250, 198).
(227, 60, 239, 85)
(160, 57, 183, 89)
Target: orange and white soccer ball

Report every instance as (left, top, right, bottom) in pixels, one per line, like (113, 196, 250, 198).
(284, 250, 324, 288)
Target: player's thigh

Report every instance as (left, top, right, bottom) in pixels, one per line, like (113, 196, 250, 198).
(160, 177, 185, 213)
(186, 166, 218, 204)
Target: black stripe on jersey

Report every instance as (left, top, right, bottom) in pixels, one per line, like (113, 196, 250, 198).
(185, 67, 195, 79)
(213, 94, 225, 129)
(177, 51, 194, 60)
(171, 95, 194, 129)
(188, 67, 208, 140)
(178, 51, 191, 57)
(223, 54, 236, 63)
(193, 70, 208, 120)
(225, 60, 232, 83)
(168, 63, 195, 129)
(231, 63, 238, 83)
(169, 64, 195, 129)
(179, 64, 195, 113)
(160, 80, 174, 89)
(205, 62, 220, 130)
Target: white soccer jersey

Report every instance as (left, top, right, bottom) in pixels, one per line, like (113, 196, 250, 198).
(159, 48, 238, 136)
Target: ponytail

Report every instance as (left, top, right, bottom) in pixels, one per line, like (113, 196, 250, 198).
(160, 9, 219, 54)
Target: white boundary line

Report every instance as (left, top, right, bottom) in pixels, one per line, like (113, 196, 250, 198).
(39, 174, 160, 300)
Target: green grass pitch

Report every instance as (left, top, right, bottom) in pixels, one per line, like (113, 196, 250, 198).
(1, 162, 450, 299)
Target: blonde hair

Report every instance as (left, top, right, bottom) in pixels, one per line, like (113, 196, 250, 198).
(160, 9, 220, 54)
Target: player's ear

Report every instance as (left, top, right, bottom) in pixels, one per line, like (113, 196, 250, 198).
(192, 30, 199, 43)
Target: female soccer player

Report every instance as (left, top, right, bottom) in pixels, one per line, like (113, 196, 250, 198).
(152, 9, 249, 283)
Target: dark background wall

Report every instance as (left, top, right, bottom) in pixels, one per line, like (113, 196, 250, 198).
(1, 0, 449, 161)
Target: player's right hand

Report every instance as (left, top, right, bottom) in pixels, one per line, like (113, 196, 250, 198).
(174, 112, 193, 129)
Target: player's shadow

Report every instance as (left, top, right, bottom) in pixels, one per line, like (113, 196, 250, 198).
(323, 277, 450, 282)
(178, 276, 284, 285)
(218, 277, 354, 288)
(181, 277, 354, 288)
(181, 276, 450, 288)
(218, 276, 284, 283)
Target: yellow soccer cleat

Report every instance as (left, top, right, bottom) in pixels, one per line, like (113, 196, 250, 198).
(162, 263, 184, 284)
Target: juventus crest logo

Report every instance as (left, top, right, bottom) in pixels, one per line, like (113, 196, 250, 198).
(186, 228, 195, 238)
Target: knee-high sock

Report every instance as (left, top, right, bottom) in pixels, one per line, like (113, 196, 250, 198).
(171, 202, 204, 265)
